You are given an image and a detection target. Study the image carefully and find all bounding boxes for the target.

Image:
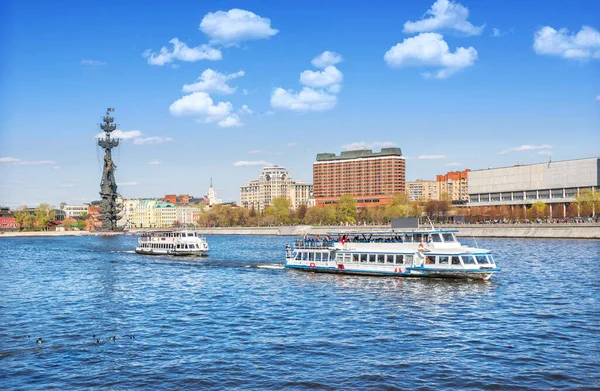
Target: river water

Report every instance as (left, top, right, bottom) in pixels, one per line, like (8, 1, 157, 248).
(0, 235, 599, 390)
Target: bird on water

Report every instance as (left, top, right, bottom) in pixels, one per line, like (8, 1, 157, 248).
(36, 338, 43, 344)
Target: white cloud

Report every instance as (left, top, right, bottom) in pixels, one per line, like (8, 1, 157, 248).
(271, 87, 337, 112)
(170, 91, 233, 119)
(534, 26, 600, 60)
(143, 38, 222, 66)
(218, 114, 243, 127)
(199, 9, 278, 46)
(233, 160, 273, 167)
(0, 157, 21, 163)
(403, 0, 484, 36)
(311, 51, 343, 68)
(242, 89, 249, 95)
(182, 69, 245, 94)
(384, 33, 477, 79)
(247, 150, 263, 154)
(0, 157, 57, 166)
(499, 144, 552, 154)
(95, 129, 143, 140)
(341, 141, 397, 151)
(596, 95, 600, 101)
(81, 59, 107, 66)
(239, 105, 253, 114)
(537, 151, 553, 156)
(418, 155, 447, 159)
(271, 51, 343, 112)
(446, 162, 461, 166)
(133, 137, 173, 145)
(94, 129, 174, 145)
(148, 160, 162, 165)
(300, 65, 343, 92)
(118, 182, 140, 186)
(492, 28, 502, 37)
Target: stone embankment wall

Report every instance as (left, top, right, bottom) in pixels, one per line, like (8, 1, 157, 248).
(2, 225, 599, 239)
(193, 224, 600, 239)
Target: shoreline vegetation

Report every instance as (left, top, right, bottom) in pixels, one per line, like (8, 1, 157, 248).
(2, 223, 599, 239)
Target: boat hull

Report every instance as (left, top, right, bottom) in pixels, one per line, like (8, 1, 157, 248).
(284, 263, 499, 281)
(135, 248, 208, 257)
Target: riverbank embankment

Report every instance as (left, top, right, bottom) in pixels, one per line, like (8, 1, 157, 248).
(191, 224, 600, 239)
(2, 224, 599, 239)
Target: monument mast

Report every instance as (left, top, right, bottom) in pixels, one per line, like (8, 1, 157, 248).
(97, 108, 120, 230)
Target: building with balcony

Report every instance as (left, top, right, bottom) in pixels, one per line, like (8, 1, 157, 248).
(240, 166, 313, 212)
(437, 169, 470, 203)
(467, 157, 600, 217)
(61, 203, 90, 218)
(313, 148, 406, 207)
(406, 180, 438, 201)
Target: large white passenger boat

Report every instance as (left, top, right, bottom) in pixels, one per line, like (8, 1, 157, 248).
(135, 230, 209, 256)
(285, 229, 500, 280)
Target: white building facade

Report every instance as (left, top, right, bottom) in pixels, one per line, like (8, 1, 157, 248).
(467, 158, 600, 216)
(240, 166, 313, 212)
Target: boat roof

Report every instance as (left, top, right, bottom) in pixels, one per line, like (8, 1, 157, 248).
(326, 230, 459, 235)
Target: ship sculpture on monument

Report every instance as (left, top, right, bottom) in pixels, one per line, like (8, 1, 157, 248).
(97, 108, 122, 231)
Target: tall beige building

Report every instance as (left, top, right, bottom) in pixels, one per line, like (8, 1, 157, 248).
(240, 166, 313, 212)
(406, 180, 438, 201)
(437, 169, 470, 202)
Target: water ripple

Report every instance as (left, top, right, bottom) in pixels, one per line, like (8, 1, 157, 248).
(0, 235, 599, 389)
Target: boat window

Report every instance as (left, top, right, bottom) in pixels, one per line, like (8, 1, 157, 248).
(475, 255, 489, 264)
(432, 234, 442, 243)
(302, 252, 308, 261)
(462, 255, 476, 265)
(377, 254, 385, 263)
(315, 253, 322, 262)
(396, 255, 404, 265)
(308, 253, 314, 261)
(438, 256, 449, 264)
(442, 233, 455, 242)
(486, 255, 495, 264)
(414, 234, 422, 243)
(324, 253, 330, 262)
(360, 254, 367, 263)
(405, 255, 413, 265)
(295, 252, 301, 260)
(405, 234, 413, 243)
(386, 254, 394, 264)
(451, 256, 461, 265)
(368, 254, 376, 263)
(352, 254, 359, 263)
(425, 256, 435, 265)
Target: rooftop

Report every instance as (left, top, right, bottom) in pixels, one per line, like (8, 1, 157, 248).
(315, 148, 403, 162)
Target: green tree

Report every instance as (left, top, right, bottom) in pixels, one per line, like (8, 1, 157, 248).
(530, 201, 547, 219)
(295, 204, 308, 222)
(13, 205, 30, 231)
(265, 197, 291, 224)
(575, 189, 600, 218)
(336, 195, 357, 224)
(24, 214, 36, 231)
(76, 220, 87, 231)
(35, 203, 55, 231)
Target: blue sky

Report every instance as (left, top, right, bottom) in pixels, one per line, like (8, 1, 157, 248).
(1, 0, 599, 207)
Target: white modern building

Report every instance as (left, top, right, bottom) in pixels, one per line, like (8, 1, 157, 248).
(468, 157, 600, 216)
(61, 203, 89, 218)
(240, 166, 313, 212)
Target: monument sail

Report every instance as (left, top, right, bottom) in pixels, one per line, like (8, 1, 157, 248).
(97, 108, 120, 230)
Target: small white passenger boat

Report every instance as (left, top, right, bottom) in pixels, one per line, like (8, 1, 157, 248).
(285, 229, 500, 280)
(135, 229, 209, 256)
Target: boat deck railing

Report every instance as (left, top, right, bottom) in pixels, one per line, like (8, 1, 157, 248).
(294, 239, 335, 249)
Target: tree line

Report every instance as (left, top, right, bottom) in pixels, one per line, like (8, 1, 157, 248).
(195, 189, 599, 227)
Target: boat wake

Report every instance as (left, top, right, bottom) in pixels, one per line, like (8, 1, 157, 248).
(255, 264, 285, 270)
